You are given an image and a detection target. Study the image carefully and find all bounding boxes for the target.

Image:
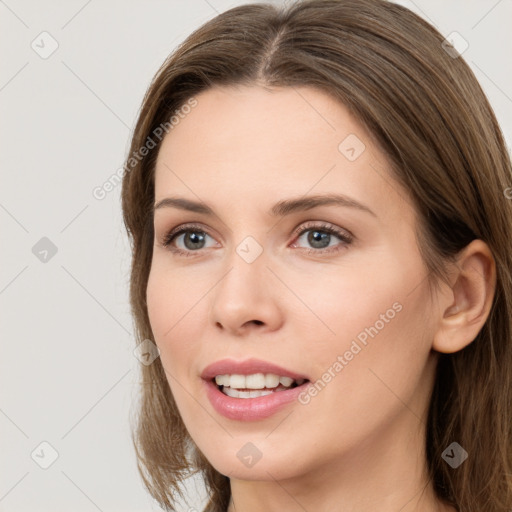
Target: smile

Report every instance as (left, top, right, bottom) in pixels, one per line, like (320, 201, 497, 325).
(203, 377, 311, 421)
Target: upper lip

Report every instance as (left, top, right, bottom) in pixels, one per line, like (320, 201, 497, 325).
(201, 358, 309, 381)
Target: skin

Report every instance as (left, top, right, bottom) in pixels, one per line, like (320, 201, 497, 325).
(147, 85, 495, 512)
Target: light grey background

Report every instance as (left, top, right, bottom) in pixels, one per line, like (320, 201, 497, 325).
(1, 1, 511, 511)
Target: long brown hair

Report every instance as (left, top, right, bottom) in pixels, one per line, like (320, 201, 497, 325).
(121, 1, 512, 510)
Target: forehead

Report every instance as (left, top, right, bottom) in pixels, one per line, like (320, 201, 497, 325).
(153, 85, 410, 225)
(156, 85, 364, 172)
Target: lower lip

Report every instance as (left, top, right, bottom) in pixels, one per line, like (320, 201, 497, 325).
(203, 378, 310, 421)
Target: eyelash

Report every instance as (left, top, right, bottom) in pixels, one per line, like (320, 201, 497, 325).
(160, 221, 353, 258)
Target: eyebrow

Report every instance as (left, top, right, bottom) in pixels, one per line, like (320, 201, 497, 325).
(153, 193, 376, 217)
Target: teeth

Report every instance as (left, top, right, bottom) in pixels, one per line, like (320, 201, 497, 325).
(265, 374, 280, 388)
(223, 387, 274, 399)
(214, 373, 305, 389)
(246, 373, 264, 388)
(229, 374, 247, 388)
(279, 376, 294, 387)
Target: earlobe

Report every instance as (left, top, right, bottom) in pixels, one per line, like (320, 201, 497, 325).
(432, 239, 496, 354)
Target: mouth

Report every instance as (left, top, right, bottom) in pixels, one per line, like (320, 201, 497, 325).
(200, 358, 312, 420)
(203, 374, 311, 421)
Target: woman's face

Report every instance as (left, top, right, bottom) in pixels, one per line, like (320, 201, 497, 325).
(147, 85, 442, 481)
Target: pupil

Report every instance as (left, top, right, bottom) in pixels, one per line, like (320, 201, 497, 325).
(185, 231, 205, 250)
(308, 230, 330, 249)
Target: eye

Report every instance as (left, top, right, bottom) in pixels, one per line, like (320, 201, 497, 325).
(291, 221, 353, 255)
(160, 223, 217, 257)
(159, 221, 353, 257)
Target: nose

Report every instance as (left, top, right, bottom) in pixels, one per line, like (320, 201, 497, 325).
(209, 251, 284, 337)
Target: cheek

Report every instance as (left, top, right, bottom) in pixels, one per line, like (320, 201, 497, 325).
(147, 280, 214, 435)
(146, 270, 173, 342)
(146, 266, 206, 376)
(292, 251, 433, 379)
(146, 261, 205, 338)
(146, 272, 206, 421)
(288, 279, 434, 464)
(299, 259, 435, 413)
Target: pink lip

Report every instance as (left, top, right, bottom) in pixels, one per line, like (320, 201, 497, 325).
(200, 357, 309, 381)
(203, 378, 310, 421)
(200, 358, 311, 421)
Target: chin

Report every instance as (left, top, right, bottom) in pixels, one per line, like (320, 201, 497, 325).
(204, 446, 309, 482)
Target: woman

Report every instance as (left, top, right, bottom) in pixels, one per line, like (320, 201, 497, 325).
(121, 0, 512, 510)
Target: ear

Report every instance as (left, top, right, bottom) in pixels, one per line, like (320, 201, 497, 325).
(432, 239, 497, 354)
